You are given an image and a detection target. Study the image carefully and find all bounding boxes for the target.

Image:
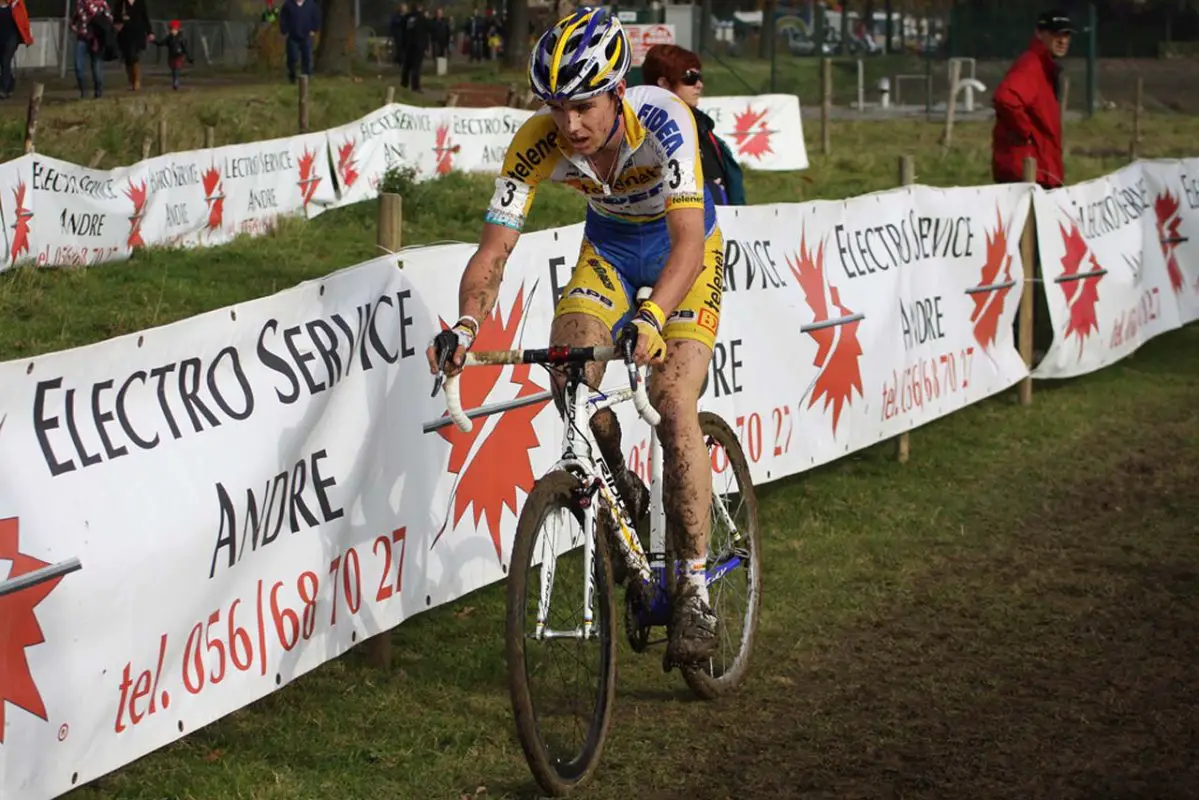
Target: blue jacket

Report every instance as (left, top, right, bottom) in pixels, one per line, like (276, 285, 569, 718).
(279, 0, 321, 39)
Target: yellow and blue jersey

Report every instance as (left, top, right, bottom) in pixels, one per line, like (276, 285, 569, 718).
(484, 84, 718, 287)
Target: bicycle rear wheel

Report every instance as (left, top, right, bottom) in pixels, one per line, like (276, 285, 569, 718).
(683, 411, 763, 700)
(506, 470, 618, 796)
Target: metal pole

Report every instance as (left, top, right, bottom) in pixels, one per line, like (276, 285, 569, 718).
(0, 558, 82, 598)
(769, 6, 777, 94)
(1086, 2, 1097, 118)
(59, 0, 71, 79)
(355, 0, 361, 29)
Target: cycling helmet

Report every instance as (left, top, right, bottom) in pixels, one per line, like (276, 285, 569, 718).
(529, 7, 631, 102)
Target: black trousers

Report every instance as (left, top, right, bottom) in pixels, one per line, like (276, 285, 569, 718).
(401, 49, 424, 91)
(0, 36, 17, 96)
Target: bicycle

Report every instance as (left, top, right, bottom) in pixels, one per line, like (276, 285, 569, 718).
(437, 316, 762, 797)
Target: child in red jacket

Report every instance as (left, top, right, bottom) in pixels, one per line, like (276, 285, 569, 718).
(154, 19, 193, 90)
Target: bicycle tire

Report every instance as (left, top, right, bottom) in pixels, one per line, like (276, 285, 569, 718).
(506, 469, 618, 797)
(682, 411, 763, 700)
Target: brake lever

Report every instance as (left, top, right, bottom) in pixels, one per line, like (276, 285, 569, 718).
(619, 328, 640, 390)
(430, 343, 453, 398)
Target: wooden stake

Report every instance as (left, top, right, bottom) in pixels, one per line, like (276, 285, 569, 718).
(1130, 76, 1143, 161)
(385, 85, 395, 105)
(377, 192, 402, 255)
(141, 135, 153, 160)
(23, 82, 43, 154)
(204, 125, 216, 148)
(88, 149, 106, 168)
(158, 117, 169, 155)
(1018, 156, 1037, 406)
(821, 57, 832, 155)
(941, 58, 961, 150)
(1060, 74, 1070, 126)
(299, 75, 310, 133)
(366, 191, 403, 670)
(896, 154, 915, 463)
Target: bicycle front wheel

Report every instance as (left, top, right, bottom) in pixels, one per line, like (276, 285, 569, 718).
(506, 470, 617, 797)
(683, 411, 763, 700)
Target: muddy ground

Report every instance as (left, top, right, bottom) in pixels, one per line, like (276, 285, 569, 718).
(612, 413, 1199, 800)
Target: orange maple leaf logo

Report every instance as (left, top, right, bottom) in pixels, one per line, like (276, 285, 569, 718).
(434, 124, 457, 175)
(1154, 190, 1186, 295)
(9, 181, 32, 264)
(971, 208, 1016, 350)
(788, 231, 864, 434)
(297, 146, 322, 208)
(337, 139, 359, 189)
(730, 106, 774, 161)
(1057, 221, 1105, 358)
(0, 517, 67, 742)
(434, 287, 549, 560)
(202, 165, 224, 231)
(124, 179, 147, 249)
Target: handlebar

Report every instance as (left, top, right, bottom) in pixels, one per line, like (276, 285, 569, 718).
(437, 344, 661, 433)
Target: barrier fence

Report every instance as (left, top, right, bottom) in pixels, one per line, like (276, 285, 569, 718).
(0, 92, 806, 272)
(0, 90, 1197, 800)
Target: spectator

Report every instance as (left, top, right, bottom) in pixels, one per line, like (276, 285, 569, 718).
(431, 7, 450, 66)
(112, 0, 152, 92)
(71, 0, 114, 99)
(401, 2, 428, 92)
(991, 8, 1072, 189)
(153, 19, 192, 90)
(642, 43, 746, 206)
(465, 8, 486, 62)
(0, 0, 33, 100)
(389, 2, 407, 68)
(278, 0, 321, 83)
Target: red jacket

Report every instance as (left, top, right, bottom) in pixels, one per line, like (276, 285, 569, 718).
(7, 0, 34, 46)
(991, 37, 1063, 188)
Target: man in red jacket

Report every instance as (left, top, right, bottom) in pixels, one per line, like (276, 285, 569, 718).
(991, 9, 1073, 189)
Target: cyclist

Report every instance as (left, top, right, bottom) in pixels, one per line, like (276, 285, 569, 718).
(426, 7, 724, 667)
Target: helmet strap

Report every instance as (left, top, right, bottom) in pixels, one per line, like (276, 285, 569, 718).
(598, 93, 624, 152)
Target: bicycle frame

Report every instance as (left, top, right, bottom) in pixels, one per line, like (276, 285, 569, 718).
(441, 346, 747, 645)
(549, 360, 658, 641)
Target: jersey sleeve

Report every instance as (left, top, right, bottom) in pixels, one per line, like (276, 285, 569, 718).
(483, 112, 563, 231)
(656, 95, 706, 213)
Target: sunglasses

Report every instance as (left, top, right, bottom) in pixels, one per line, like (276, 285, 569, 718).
(680, 69, 703, 86)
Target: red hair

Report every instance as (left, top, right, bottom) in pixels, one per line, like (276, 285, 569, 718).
(641, 44, 701, 89)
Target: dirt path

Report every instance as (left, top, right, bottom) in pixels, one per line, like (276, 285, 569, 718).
(652, 422, 1199, 799)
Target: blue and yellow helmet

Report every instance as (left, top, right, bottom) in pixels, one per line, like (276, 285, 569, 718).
(529, 7, 631, 102)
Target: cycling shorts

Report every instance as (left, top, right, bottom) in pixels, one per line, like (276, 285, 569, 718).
(554, 225, 725, 351)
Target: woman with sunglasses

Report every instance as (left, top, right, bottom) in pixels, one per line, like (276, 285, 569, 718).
(642, 43, 745, 206)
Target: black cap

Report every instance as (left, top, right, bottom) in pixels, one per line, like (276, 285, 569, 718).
(1036, 9, 1074, 34)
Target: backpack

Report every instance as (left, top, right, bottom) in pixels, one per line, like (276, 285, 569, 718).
(90, 15, 120, 61)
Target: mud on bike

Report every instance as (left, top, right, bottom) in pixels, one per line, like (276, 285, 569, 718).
(436, 312, 762, 797)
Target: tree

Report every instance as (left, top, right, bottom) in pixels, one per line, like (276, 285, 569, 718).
(315, 0, 357, 75)
(503, 0, 531, 71)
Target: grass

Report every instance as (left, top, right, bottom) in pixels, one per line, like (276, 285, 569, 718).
(2, 85, 1196, 799)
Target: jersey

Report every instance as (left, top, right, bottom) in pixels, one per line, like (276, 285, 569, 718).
(483, 84, 718, 287)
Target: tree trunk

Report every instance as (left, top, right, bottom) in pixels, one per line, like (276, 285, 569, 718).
(316, 0, 356, 75)
(503, 0, 530, 71)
